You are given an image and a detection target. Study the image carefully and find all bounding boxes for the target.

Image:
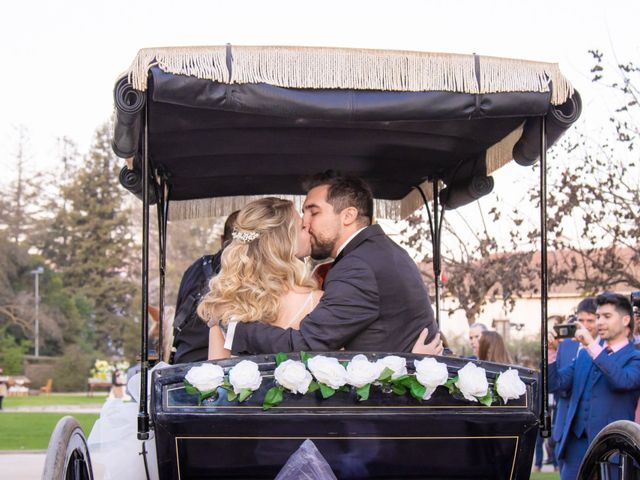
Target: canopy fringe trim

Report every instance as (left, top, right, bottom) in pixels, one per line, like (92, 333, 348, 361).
(169, 196, 403, 222)
(125, 46, 573, 105)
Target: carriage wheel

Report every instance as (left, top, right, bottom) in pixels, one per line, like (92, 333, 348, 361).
(578, 420, 640, 480)
(42, 416, 94, 480)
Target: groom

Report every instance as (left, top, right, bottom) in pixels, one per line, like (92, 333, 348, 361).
(228, 173, 440, 355)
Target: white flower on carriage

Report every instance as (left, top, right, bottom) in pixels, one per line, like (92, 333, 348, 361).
(346, 354, 383, 388)
(274, 360, 313, 394)
(495, 368, 527, 404)
(414, 357, 449, 400)
(455, 363, 489, 402)
(228, 360, 263, 394)
(307, 355, 348, 389)
(376, 355, 407, 380)
(185, 363, 225, 392)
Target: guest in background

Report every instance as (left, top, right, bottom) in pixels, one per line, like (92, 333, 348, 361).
(468, 322, 488, 359)
(477, 331, 512, 364)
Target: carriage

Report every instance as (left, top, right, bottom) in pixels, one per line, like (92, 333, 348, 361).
(41, 45, 639, 479)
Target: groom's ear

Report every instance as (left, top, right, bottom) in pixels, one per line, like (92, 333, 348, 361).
(341, 206, 359, 226)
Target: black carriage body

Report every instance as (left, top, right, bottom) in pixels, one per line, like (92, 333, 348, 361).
(152, 354, 539, 480)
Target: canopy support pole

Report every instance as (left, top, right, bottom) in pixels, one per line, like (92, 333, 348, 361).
(432, 180, 442, 327)
(414, 183, 441, 327)
(155, 174, 169, 364)
(539, 116, 551, 438)
(138, 105, 150, 441)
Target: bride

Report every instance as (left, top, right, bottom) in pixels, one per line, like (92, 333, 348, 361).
(198, 197, 323, 359)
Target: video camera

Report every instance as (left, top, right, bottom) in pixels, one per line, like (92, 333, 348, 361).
(552, 314, 578, 339)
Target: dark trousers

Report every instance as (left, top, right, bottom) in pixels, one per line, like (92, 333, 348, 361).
(560, 432, 589, 480)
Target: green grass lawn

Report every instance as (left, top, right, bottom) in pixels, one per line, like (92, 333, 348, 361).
(4, 393, 107, 408)
(0, 413, 99, 450)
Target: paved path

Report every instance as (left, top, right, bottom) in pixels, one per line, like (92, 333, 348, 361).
(0, 452, 106, 479)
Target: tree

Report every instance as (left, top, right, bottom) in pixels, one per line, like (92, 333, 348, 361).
(49, 123, 136, 355)
(537, 50, 640, 293)
(0, 126, 42, 244)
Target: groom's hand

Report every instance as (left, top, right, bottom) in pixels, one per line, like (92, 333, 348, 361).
(412, 328, 443, 356)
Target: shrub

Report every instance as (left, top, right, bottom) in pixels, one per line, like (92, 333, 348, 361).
(53, 345, 94, 392)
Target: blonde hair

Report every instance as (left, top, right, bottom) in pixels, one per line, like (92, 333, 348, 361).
(197, 197, 317, 326)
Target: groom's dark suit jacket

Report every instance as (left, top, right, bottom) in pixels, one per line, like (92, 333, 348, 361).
(231, 224, 437, 354)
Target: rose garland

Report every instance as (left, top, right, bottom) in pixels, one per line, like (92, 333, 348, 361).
(183, 353, 527, 410)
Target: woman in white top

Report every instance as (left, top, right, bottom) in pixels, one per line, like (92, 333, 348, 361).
(197, 197, 322, 359)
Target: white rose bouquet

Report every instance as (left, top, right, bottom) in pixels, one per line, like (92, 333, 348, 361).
(228, 360, 263, 402)
(184, 363, 225, 404)
(414, 358, 449, 400)
(346, 354, 389, 400)
(495, 368, 526, 404)
(450, 362, 492, 405)
(307, 355, 349, 398)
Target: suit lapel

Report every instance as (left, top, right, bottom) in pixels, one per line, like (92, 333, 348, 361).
(333, 224, 384, 265)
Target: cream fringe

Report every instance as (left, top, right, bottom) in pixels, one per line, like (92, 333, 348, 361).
(125, 45, 573, 105)
(169, 195, 403, 222)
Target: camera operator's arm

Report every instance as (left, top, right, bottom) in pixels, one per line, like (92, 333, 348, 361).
(548, 329, 575, 392)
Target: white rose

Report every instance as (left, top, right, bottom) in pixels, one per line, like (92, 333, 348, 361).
(185, 363, 225, 392)
(274, 360, 313, 394)
(455, 362, 489, 402)
(414, 357, 449, 400)
(228, 360, 263, 394)
(346, 354, 383, 388)
(307, 356, 348, 389)
(376, 356, 407, 380)
(496, 368, 526, 404)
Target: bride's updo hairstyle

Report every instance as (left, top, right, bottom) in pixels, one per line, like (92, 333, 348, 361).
(197, 197, 317, 326)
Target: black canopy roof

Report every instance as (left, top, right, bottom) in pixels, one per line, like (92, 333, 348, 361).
(112, 46, 581, 218)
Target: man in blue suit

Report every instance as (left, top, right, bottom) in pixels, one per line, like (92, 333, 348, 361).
(549, 292, 640, 480)
(550, 298, 598, 473)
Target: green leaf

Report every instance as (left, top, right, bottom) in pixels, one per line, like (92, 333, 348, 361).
(378, 367, 394, 382)
(319, 383, 336, 399)
(338, 385, 350, 393)
(183, 380, 199, 396)
(199, 389, 217, 404)
(299, 351, 311, 365)
(478, 390, 493, 407)
(238, 388, 253, 402)
(444, 377, 458, 394)
(226, 390, 238, 402)
(307, 381, 320, 393)
(275, 352, 288, 367)
(340, 361, 349, 369)
(410, 382, 426, 401)
(356, 384, 371, 401)
(393, 374, 410, 383)
(399, 375, 418, 388)
(391, 384, 407, 395)
(262, 386, 284, 410)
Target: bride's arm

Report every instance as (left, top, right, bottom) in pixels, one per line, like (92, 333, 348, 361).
(208, 325, 231, 360)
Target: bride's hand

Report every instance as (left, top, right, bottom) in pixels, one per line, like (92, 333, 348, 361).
(411, 328, 444, 356)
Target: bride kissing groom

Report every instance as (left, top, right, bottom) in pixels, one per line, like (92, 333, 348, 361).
(198, 173, 443, 358)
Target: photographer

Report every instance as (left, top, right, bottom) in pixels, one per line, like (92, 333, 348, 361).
(549, 292, 640, 480)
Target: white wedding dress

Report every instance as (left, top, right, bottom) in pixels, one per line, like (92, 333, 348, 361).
(87, 363, 169, 480)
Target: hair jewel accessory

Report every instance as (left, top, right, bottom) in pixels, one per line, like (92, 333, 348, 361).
(232, 228, 260, 243)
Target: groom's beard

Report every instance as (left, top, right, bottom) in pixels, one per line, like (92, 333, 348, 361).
(310, 236, 335, 261)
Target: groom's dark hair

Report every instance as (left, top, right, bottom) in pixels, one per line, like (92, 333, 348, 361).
(303, 172, 373, 226)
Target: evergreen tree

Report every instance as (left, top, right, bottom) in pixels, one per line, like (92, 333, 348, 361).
(57, 123, 136, 355)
